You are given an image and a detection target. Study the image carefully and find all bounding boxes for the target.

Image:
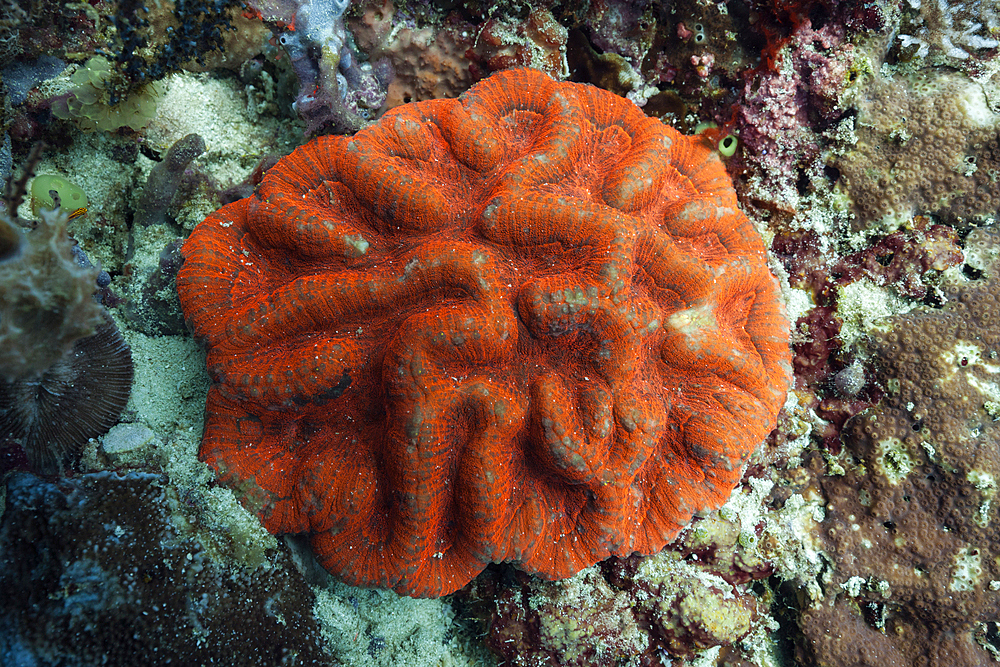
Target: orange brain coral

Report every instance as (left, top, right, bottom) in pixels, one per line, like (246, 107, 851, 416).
(177, 68, 792, 597)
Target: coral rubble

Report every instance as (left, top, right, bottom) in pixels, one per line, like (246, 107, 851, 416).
(462, 506, 772, 665)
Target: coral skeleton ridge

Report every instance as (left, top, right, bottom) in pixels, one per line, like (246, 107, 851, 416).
(178, 68, 792, 597)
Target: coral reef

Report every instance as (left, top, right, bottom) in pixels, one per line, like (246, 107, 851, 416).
(10, 0, 1000, 662)
(464, 509, 771, 666)
(0, 0, 100, 67)
(110, 0, 242, 98)
(576, 1, 656, 84)
(776, 219, 964, 383)
(467, 566, 647, 666)
(177, 68, 792, 598)
(771, 218, 964, 458)
(0, 470, 331, 665)
(1, 0, 256, 110)
(801, 225, 1000, 665)
(472, 8, 569, 81)
(0, 151, 132, 474)
(733, 19, 855, 214)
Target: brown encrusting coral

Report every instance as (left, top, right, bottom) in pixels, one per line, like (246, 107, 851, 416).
(177, 68, 792, 598)
(837, 72, 1000, 230)
(801, 225, 1000, 665)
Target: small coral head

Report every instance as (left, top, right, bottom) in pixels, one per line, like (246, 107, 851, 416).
(177, 68, 792, 597)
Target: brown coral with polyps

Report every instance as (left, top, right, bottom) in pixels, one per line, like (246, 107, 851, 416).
(177, 68, 792, 598)
(803, 225, 1000, 665)
(838, 71, 1000, 230)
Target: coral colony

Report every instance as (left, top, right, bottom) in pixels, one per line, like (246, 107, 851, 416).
(176, 68, 791, 598)
(3, 0, 1000, 665)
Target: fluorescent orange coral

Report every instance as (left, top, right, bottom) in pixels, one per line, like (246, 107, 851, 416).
(177, 68, 792, 597)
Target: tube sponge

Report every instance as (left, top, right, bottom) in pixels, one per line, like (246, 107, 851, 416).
(30, 175, 89, 218)
(718, 134, 739, 157)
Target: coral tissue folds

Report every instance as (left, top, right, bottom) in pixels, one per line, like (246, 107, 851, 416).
(177, 68, 792, 597)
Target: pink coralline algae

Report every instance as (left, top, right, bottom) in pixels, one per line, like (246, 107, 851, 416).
(735, 20, 856, 210)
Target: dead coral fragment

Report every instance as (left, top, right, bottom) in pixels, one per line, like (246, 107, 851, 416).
(472, 567, 646, 667)
(895, 0, 1000, 64)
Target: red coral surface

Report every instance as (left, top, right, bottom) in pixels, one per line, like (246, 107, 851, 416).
(177, 68, 792, 597)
